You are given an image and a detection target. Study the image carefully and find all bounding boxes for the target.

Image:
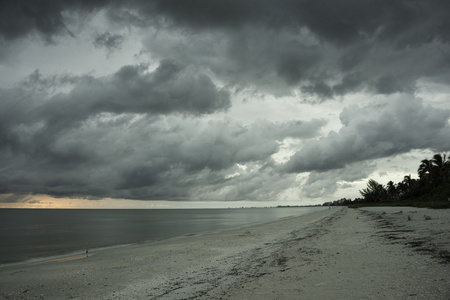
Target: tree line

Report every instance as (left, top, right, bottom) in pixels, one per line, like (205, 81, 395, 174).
(324, 154, 450, 208)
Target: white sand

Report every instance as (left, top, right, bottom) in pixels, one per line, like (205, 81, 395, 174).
(1, 207, 449, 299)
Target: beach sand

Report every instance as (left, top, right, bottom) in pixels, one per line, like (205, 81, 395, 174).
(1, 207, 449, 299)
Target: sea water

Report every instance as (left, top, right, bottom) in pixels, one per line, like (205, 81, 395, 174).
(0, 207, 324, 264)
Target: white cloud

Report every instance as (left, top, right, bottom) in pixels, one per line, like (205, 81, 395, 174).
(282, 95, 450, 173)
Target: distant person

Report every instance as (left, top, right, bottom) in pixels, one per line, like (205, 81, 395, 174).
(86, 249, 89, 257)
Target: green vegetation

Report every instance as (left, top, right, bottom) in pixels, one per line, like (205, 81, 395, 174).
(325, 153, 450, 209)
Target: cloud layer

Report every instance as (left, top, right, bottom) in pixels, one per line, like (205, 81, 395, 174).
(0, 102, 325, 199)
(0, 63, 325, 199)
(282, 95, 450, 173)
(2, 1, 450, 97)
(1, 1, 450, 204)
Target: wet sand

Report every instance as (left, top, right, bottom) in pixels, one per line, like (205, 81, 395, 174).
(1, 207, 449, 299)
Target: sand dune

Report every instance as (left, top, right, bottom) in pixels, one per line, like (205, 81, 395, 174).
(1, 207, 448, 299)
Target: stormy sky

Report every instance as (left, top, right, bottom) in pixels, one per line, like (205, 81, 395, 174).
(1, 0, 449, 207)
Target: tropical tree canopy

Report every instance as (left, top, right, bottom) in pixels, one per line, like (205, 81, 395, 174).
(359, 179, 386, 202)
(356, 153, 449, 206)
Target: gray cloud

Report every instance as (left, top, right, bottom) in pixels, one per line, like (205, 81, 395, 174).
(138, 6, 450, 99)
(1, 1, 450, 204)
(93, 32, 124, 52)
(19, 69, 81, 93)
(0, 93, 325, 199)
(300, 161, 376, 199)
(0, 0, 96, 41)
(125, 0, 450, 47)
(0, 194, 31, 203)
(282, 95, 450, 174)
(18, 60, 230, 127)
(2, 1, 450, 96)
(0, 59, 234, 200)
(3, 1, 449, 46)
(190, 163, 296, 202)
(0, 61, 231, 173)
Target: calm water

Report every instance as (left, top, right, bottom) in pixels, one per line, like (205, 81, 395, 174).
(0, 207, 323, 264)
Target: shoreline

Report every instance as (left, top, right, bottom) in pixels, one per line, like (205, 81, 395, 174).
(0, 207, 324, 266)
(1, 207, 448, 299)
(0, 207, 327, 270)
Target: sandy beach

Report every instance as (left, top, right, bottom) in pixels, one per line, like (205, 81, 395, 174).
(1, 207, 449, 299)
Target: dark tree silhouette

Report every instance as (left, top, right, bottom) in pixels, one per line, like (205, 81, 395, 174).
(418, 159, 433, 181)
(430, 154, 449, 186)
(335, 153, 450, 208)
(386, 181, 398, 201)
(359, 179, 386, 203)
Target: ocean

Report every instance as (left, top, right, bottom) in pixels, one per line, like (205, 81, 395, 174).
(0, 207, 324, 265)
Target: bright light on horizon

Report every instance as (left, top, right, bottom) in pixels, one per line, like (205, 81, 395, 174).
(0, 194, 316, 209)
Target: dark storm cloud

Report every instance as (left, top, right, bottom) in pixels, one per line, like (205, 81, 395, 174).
(2, 1, 450, 203)
(93, 32, 124, 52)
(300, 161, 377, 199)
(0, 62, 230, 174)
(3, 1, 449, 45)
(190, 163, 296, 202)
(0, 114, 324, 200)
(25, 60, 230, 128)
(0, 59, 233, 200)
(2, 1, 450, 96)
(0, 0, 111, 41)
(143, 28, 326, 96)
(126, 0, 450, 47)
(20, 70, 81, 93)
(282, 95, 450, 174)
(136, 1, 450, 97)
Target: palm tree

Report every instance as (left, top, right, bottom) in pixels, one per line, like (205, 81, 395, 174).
(418, 159, 433, 181)
(430, 154, 449, 186)
(401, 174, 420, 198)
(403, 175, 414, 188)
(386, 180, 398, 201)
(431, 154, 447, 169)
(396, 181, 407, 198)
(360, 179, 386, 202)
